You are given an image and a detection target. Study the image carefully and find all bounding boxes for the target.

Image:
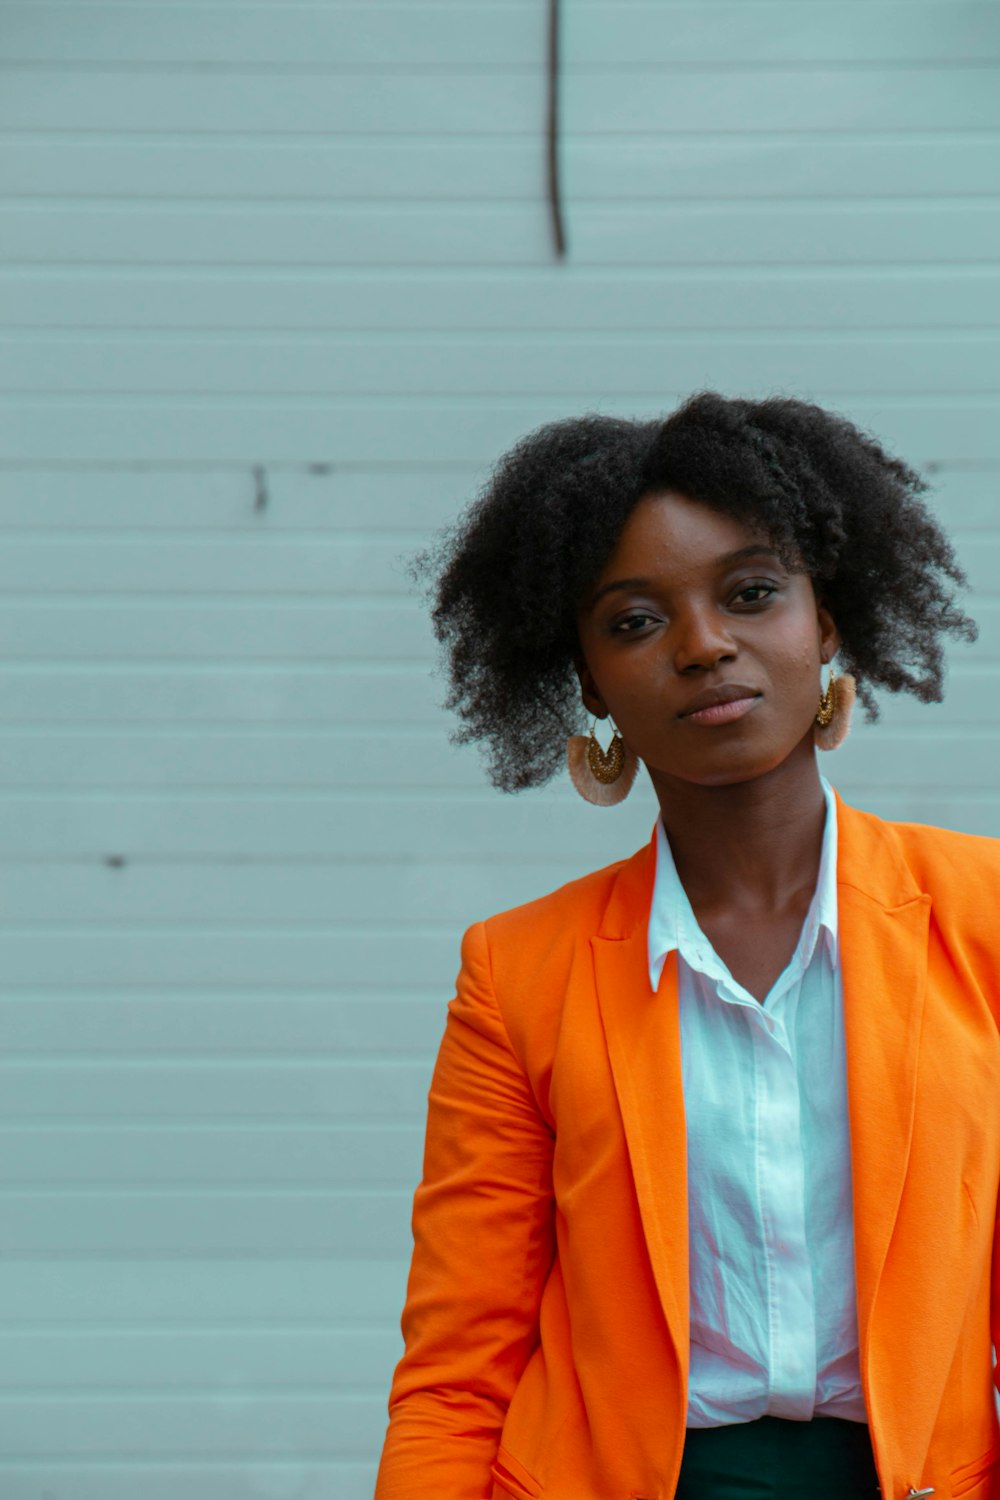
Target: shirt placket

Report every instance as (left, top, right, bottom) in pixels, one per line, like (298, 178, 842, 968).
(746, 986, 817, 1419)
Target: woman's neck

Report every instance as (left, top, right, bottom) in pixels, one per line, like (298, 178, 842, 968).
(650, 745, 828, 917)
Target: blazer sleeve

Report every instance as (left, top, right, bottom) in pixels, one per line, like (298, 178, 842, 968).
(373, 919, 557, 1500)
(993, 1184, 1000, 1405)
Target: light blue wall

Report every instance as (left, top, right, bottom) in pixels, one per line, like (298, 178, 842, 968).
(0, 3, 998, 1496)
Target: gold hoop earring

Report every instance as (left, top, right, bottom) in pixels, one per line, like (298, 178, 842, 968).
(814, 671, 856, 751)
(567, 719, 639, 806)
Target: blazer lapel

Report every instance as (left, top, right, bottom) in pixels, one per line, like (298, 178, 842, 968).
(835, 794, 932, 1377)
(592, 835, 689, 1377)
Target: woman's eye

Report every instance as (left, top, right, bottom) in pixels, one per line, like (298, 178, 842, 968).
(734, 583, 777, 605)
(613, 612, 657, 633)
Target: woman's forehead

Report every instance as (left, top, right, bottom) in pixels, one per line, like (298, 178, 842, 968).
(603, 488, 778, 568)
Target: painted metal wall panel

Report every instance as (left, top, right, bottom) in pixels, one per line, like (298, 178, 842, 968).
(3, 268, 997, 331)
(4, 4, 999, 68)
(0, 1, 997, 1494)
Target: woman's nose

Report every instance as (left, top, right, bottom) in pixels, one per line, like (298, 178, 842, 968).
(672, 609, 737, 673)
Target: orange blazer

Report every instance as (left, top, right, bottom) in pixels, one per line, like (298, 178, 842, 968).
(374, 793, 1000, 1500)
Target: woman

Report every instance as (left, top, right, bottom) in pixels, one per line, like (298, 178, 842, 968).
(373, 392, 1000, 1500)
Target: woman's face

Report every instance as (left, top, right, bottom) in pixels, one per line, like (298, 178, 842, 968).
(574, 489, 840, 791)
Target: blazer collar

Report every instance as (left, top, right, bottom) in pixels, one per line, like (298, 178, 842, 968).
(592, 790, 932, 1422)
(596, 788, 928, 939)
(596, 828, 657, 942)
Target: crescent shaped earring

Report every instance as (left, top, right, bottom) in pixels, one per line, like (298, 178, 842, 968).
(567, 718, 639, 806)
(814, 670, 856, 751)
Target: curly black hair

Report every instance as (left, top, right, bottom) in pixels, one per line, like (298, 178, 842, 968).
(415, 391, 978, 792)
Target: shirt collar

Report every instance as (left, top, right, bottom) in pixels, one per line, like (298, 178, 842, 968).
(647, 773, 839, 994)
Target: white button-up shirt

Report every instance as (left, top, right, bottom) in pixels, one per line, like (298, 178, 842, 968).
(648, 776, 866, 1427)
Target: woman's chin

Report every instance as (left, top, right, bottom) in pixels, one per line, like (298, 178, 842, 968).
(646, 736, 816, 792)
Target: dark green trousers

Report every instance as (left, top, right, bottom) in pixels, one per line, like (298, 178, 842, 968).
(675, 1416, 880, 1499)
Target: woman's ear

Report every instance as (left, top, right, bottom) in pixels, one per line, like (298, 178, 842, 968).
(572, 651, 608, 720)
(816, 600, 841, 665)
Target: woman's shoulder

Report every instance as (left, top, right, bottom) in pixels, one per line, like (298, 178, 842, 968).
(482, 846, 643, 946)
(840, 796, 1000, 919)
(870, 806, 1000, 874)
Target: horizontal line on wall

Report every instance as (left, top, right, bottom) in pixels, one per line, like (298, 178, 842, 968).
(0, 603, 969, 621)
(24, 192, 999, 207)
(5, 56, 1000, 71)
(0, 1383, 389, 1398)
(0, 1183, 411, 1194)
(0, 655, 432, 668)
(10, 124, 1000, 142)
(14, 329, 1000, 349)
(9, 254, 1000, 271)
(0, 792, 989, 816)
(0, 590, 424, 602)
(0, 458, 482, 475)
(0, 1049, 434, 1065)
(0, 1049, 435, 1061)
(0, 0, 980, 7)
(0, 456, 994, 473)
(0, 787, 541, 801)
(0, 1456, 371, 1467)
(0, 1032, 437, 1044)
(0, 1182, 414, 1194)
(0, 726, 993, 744)
(0, 1118, 418, 1130)
(0, 528, 429, 540)
(12, 328, 1000, 345)
(8, 367, 1000, 386)
(0, 1252, 405, 1268)
(6, 127, 1000, 144)
(0, 785, 997, 805)
(0, 658, 426, 672)
(3, 58, 1000, 76)
(0, 851, 587, 871)
(6, 388, 1000, 403)
(0, 723, 983, 741)
(5, 238, 1000, 259)
(0, 1383, 391, 1397)
(5, 264, 1000, 283)
(0, 1185, 414, 1203)
(0, 1248, 403, 1259)
(0, 699, 983, 717)
(0, 724, 989, 741)
(0, 780, 986, 797)
(0, 655, 433, 669)
(0, 1328, 395, 1343)
(0, 527, 989, 545)
(9, 193, 1000, 209)
(0, 854, 617, 870)
(0, 978, 443, 990)
(0, 1116, 424, 1128)
(7, 391, 1000, 408)
(0, 724, 454, 736)
(33, 258, 992, 273)
(0, 1162, 416, 1182)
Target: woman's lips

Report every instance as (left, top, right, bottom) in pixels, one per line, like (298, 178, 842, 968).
(682, 695, 760, 726)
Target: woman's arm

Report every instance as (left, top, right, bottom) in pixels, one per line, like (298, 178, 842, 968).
(993, 1187, 1000, 1406)
(374, 920, 557, 1500)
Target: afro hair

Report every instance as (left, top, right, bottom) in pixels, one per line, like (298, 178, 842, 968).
(415, 392, 977, 791)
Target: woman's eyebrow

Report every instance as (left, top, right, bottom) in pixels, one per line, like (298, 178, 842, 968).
(585, 546, 783, 610)
(585, 575, 651, 608)
(719, 544, 783, 565)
